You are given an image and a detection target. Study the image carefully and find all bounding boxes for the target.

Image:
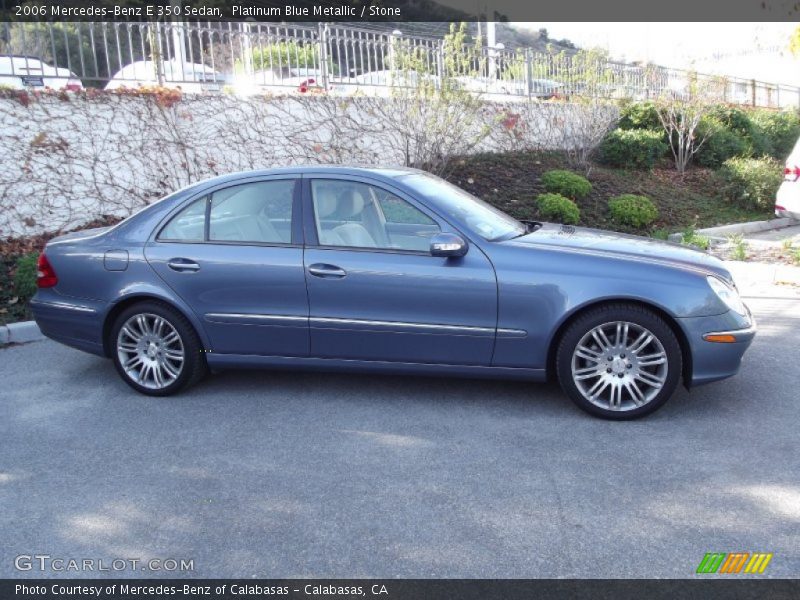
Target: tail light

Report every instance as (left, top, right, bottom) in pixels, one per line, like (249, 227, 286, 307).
(36, 253, 58, 288)
(784, 166, 800, 181)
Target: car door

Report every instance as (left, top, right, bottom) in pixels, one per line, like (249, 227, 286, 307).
(145, 175, 309, 357)
(303, 175, 498, 366)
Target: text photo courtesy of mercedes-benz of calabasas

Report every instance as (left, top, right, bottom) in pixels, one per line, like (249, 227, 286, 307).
(31, 166, 755, 419)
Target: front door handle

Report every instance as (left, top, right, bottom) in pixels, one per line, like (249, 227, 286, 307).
(308, 263, 347, 278)
(167, 258, 200, 272)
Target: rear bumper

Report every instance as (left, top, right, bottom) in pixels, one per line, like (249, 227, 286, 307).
(679, 308, 756, 387)
(30, 292, 107, 357)
(775, 181, 800, 220)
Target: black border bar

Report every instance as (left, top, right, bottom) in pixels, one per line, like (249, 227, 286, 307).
(3, 579, 800, 600)
(1, 0, 799, 22)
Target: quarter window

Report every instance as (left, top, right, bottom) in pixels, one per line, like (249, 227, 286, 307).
(158, 196, 207, 241)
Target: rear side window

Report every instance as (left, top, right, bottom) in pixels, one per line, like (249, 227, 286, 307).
(157, 179, 297, 244)
(158, 196, 207, 241)
(209, 180, 295, 244)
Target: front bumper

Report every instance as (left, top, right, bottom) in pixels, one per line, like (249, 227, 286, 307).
(678, 307, 756, 387)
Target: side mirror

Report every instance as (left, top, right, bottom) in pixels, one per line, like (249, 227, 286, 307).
(430, 233, 468, 258)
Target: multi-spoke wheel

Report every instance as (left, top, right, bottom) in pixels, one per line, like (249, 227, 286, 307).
(556, 303, 682, 419)
(117, 313, 185, 390)
(110, 301, 207, 396)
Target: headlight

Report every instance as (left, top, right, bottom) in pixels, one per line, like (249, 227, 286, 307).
(707, 276, 747, 315)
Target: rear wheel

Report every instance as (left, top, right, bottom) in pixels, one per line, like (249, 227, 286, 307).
(556, 303, 682, 420)
(110, 301, 207, 396)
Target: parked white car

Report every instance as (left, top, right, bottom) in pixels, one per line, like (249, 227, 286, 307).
(455, 76, 563, 99)
(105, 60, 225, 93)
(231, 68, 337, 95)
(0, 55, 82, 91)
(775, 135, 800, 220)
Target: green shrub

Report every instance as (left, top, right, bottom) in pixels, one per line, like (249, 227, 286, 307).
(719, 157, 783, 210)
(710, 106, 753, 137)
(251, 41, 318, 71)
(751, 110, 800, 159)
(608, 194, 659, 228)
(709, 105, 770, 157)
(13, 253, 38, 301)
(728, 234, 748, 261)
(682, 228, 710, 250)
(695, 117, 749, 168)
(536, 193, 580, 224)
(598, 129, 668, 169)
(618, 101, 663, 131)
(540, 170, 592, 200)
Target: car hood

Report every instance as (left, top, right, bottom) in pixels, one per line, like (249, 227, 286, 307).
(503, 223, 733, 282)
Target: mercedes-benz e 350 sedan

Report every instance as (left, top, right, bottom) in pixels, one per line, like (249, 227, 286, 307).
(31, 167, 756, 419)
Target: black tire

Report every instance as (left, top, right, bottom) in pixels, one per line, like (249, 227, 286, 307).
(555, 303, 683, 420)
(110, 300, 207, 396)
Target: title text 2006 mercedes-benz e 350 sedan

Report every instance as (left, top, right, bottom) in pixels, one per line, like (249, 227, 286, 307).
(31, 167, 755, 419)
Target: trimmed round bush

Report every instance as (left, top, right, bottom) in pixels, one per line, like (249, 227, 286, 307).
(608, 194, 659, 228)
(536, 193, 580, 224)
(718, 157, 782, 210)
(598, 129, 668, 170)
(540, 170, 592, 200)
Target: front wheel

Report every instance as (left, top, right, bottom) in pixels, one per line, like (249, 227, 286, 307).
(110, 301, 207, 396)
(556, 303, 683, 420)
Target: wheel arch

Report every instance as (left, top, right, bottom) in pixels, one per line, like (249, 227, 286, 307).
(102, 293, 208, 358)
(545, 298, 693, 388)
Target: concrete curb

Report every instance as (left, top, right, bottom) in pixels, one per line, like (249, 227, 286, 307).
(696, 217, 800, 238)
(668, 217, 800, 246)
(0, 320, 43, 345)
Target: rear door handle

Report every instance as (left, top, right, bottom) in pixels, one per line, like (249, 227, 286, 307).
(308, 263, 347, 278)
(167, 258, 200, 272)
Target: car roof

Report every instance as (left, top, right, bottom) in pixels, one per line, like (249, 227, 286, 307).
(196, 165, 428, 186)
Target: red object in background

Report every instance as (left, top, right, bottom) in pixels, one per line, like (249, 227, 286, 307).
(298, 78, 316, 93)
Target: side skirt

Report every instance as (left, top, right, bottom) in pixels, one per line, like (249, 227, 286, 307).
(206, 353, 546, 382)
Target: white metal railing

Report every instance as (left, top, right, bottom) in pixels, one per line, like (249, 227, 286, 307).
(1, 20, 798, 108)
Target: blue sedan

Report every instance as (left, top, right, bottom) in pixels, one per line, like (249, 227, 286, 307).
(31, 167, 755, 419)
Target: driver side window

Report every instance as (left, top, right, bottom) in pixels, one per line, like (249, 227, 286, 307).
(311, 180, 439, 252)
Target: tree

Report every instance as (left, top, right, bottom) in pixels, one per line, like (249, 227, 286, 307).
(251, 41, 318, 72)
(378, 22, 490, 175)
(656, 76, 719, 175)
(790, 26, 800, 57)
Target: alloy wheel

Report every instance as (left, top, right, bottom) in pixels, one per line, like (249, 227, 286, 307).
(570, 321, 668, 412)
(116, 313, 185, 390)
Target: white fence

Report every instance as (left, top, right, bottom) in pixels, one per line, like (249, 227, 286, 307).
(2, 21, 799, 107)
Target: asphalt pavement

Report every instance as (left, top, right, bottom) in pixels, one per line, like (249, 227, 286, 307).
(1, 293, 798, 578)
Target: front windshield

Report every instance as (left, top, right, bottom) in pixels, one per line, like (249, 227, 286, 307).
(400, 173, 526, 241)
